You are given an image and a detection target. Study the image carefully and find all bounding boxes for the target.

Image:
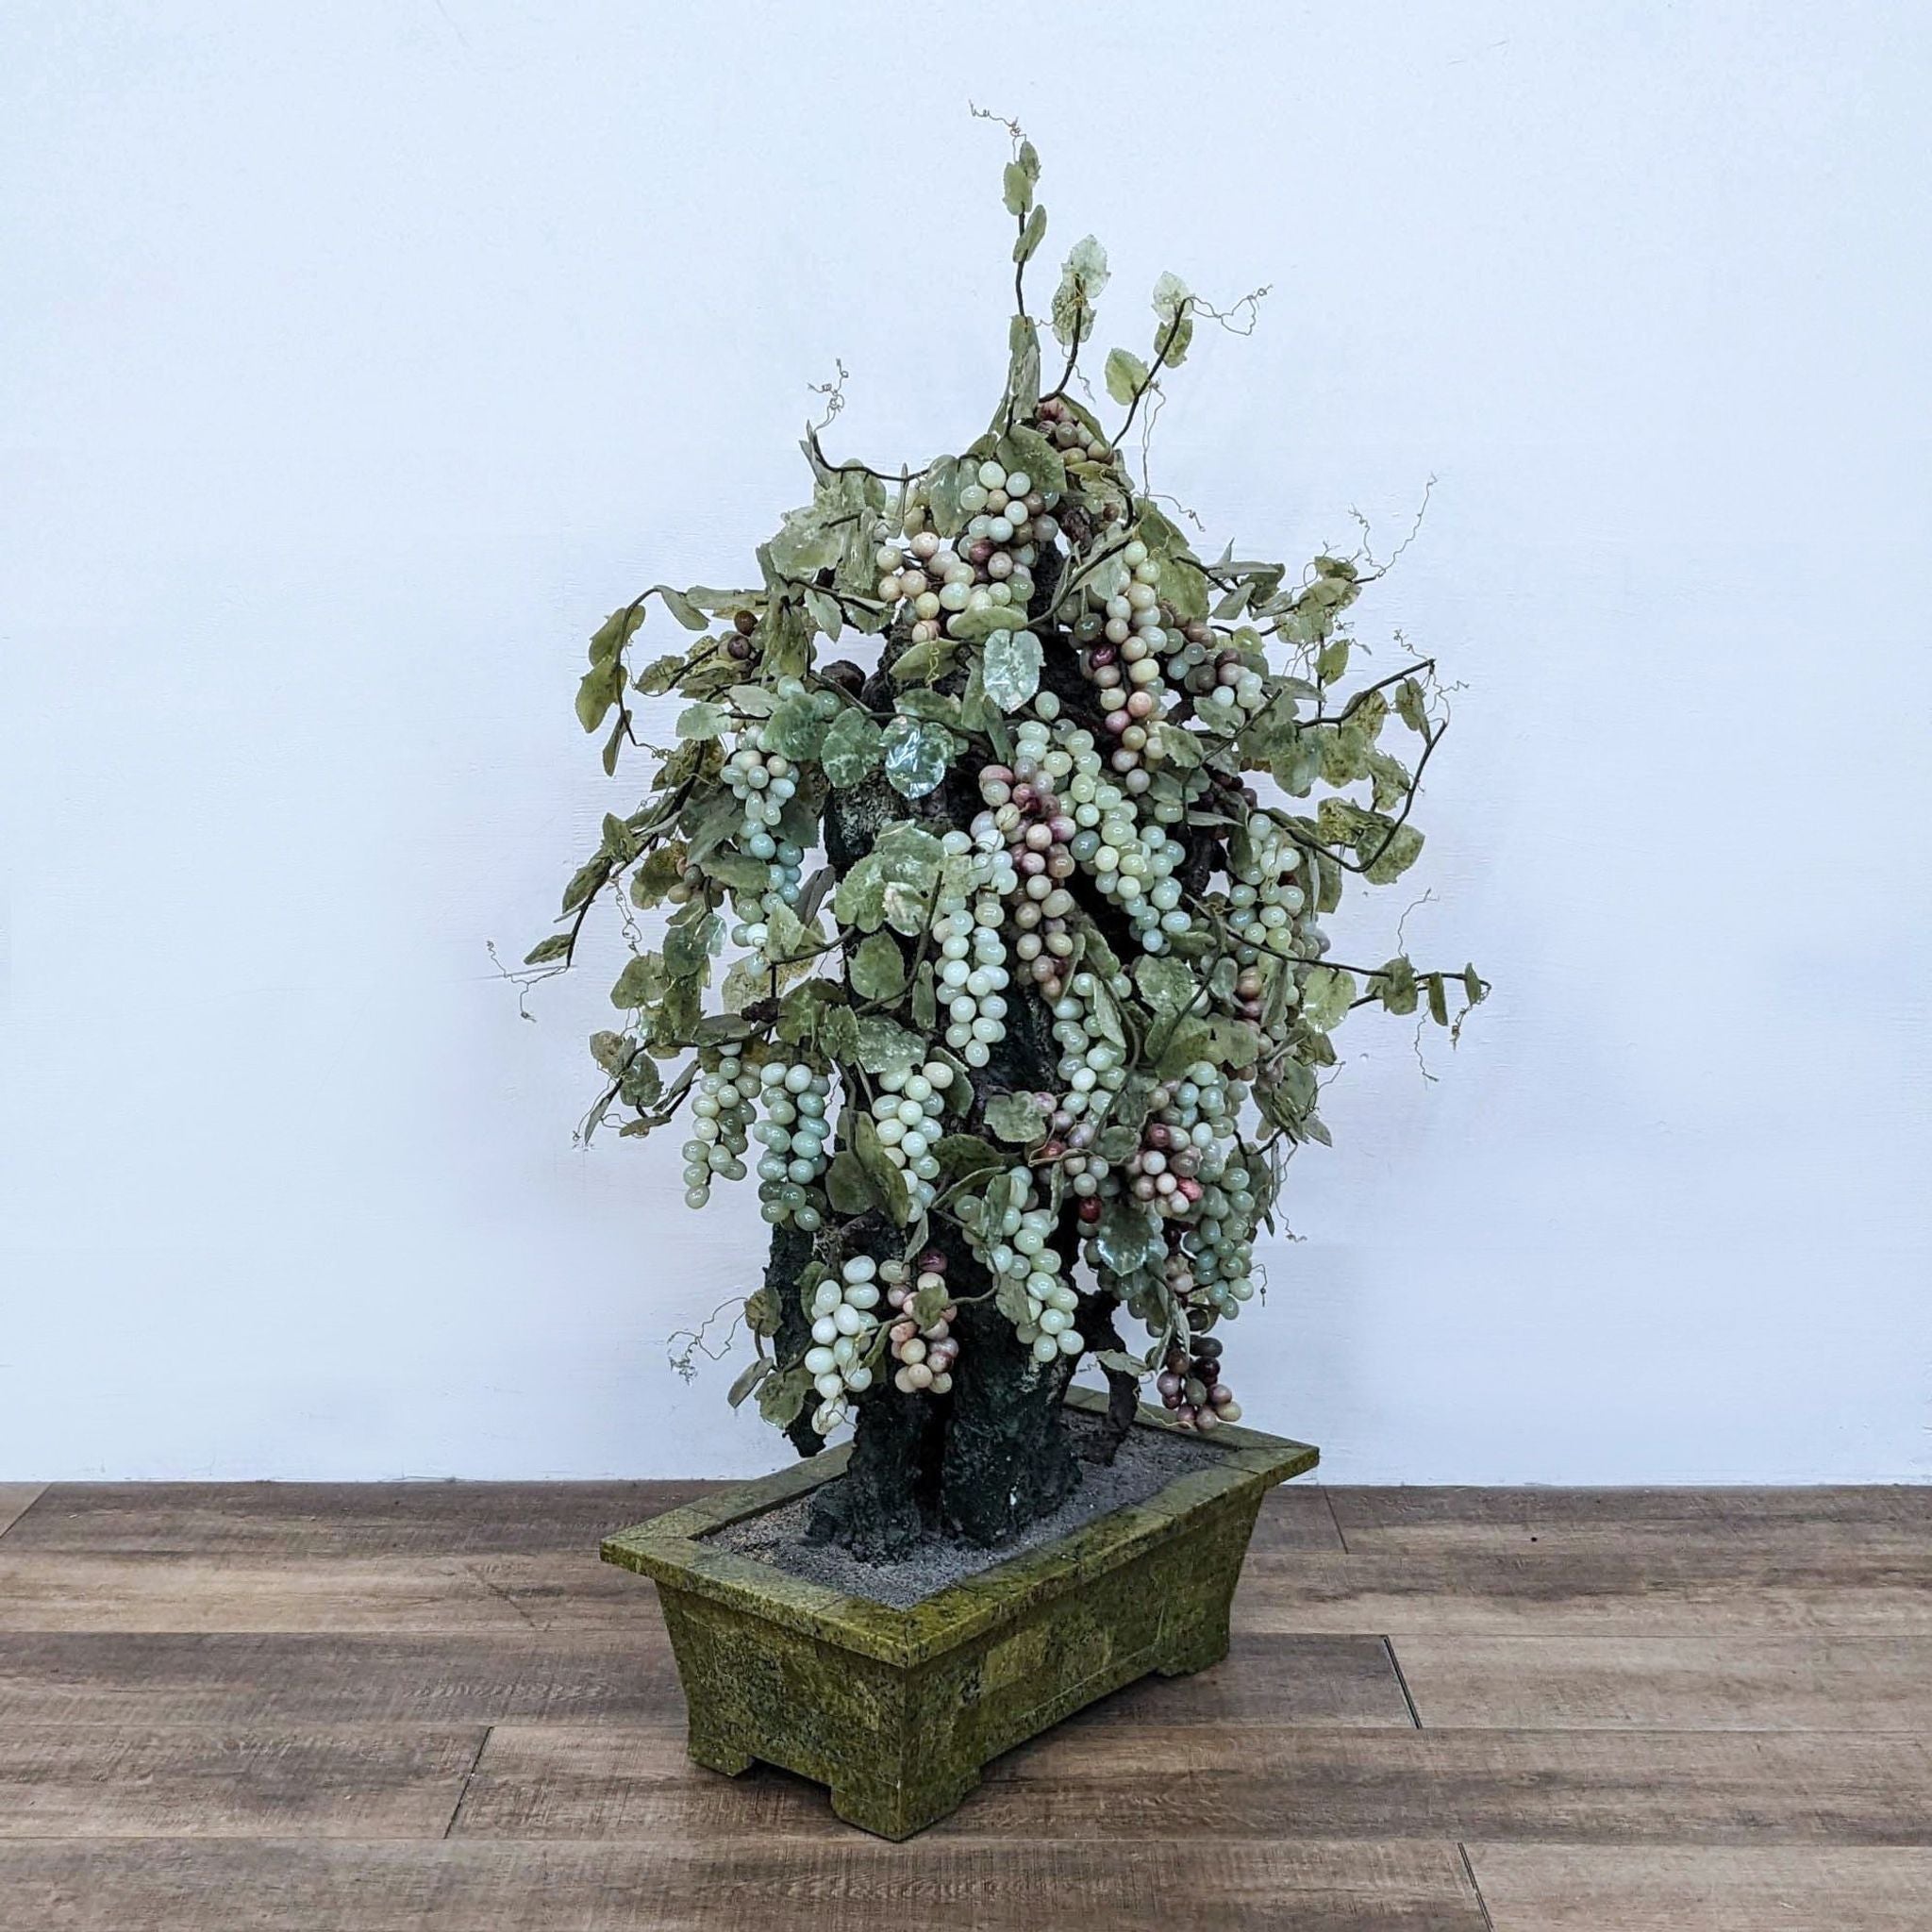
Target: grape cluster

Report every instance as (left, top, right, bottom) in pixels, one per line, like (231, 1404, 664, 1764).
(681, 1051, 753, 1208)
(804, 1254, 884, 1436)
(974, 720, 1077, 1003)
(933, 835, 1014, 1070)
(724, 677, 832, 954)
(883, 1248, 958, 1394)
(1226, 817, 1311, 964)
(887, 458, 1058, 641)
(1123, 1061, 1240, 1219)
(754, 1059, 832, 1231)
(958, 1171, 1084, 1366)
(1055, 726, 1192, 954)
(866, 1060, 954, 1211)
(1155, 1330, 1241, 1432)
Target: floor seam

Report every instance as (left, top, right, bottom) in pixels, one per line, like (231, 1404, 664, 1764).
(1324, 1486, 1351, 1553)
(442, 1724, 492, 1839)
(0, 1486, 49, 1541)
(1384, 1634, 1424, 1729)
(1457, 1842, 1498, 1932)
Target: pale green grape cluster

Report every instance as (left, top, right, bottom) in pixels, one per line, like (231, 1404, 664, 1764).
(754, 1059, 831, 1231)
(681, 1052, 754, 1208)
(958, 1170, 1085, 1366)
(804, 1254, 884, 1436)
(932, 836, 1014, 1070)
(864, 1060, 954, 1211)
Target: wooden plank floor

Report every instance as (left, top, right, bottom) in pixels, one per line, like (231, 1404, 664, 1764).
(0, 1480, 1925, 1929)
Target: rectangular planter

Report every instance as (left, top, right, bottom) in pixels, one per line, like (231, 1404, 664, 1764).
(601, 1384, 1317, 1839)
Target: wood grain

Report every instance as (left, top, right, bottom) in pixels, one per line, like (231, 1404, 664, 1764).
(0, 1630, 1411, 1729)
(0, 1725, 485, 1839)
(457, 1721, 1932, 1845)
(1392, 1634, 1932, 1731)
(2, 1482, 710, 1557)
(0, 1485, 44, 1540)
(1328, 1486, 1932, 1557)
(1237, 1549, 1932, 1636)
(1465, 1844, 1932, 1931)
(0, 1552, 640, 1635)
(0, 1837, 1488, 1931)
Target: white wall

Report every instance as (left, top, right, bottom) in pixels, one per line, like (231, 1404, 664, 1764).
(4, 1, 1927, 1481)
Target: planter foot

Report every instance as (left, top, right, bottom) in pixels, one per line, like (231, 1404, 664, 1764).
(830, 1770, 981, 1841)
(687, 1723, 757, 1778)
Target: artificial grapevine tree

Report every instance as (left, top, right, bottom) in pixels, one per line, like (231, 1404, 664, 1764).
(528, 134, 1484, 1558)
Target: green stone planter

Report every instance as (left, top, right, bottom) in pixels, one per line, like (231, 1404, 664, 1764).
(601, 1385, 1317, 1839)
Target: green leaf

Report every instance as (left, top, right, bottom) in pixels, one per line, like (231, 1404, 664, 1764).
(1050, 233, 1109, 349)
(727, 1357, 773, 1409)
(881, 716, 954, 799)
(832, 858, 886, 932)
(995, 421, 1067, 499)
(1104, 347, 1149, 407)
(1151, 271, 1194, 367)
(820, 708, 884, 788)
(853, 1013, 922, 1079)
(1150, 721, 1202, 769)
(658, 587, 707, 631)
(1300, 965, 1357, 1031)
(1134, 955, 1197, 1014)
(825, 1148, 873, 1215)
(1426, 972, 1450, 1026)
(756, 1365, 809, 1428)
(984, 1091, 1047, 1146)
(675, 701, 725, 741)
(924, 456, 968, 539)
(1395, 676, 1429, 734)
(852, 1112, 912, 1224)
(524, 934, 571, 966)
(590, 603, 646, 661)
(934, 1134, 1007, 1180)
(609, 952, 666, 1010)
(994, 1273, 1035, 1329)
(575, 659, 624, 734)
(1317, 636, 1351, 685)
(1360, 822, 1424, 884)
(744, 1285, 780, 1337)
(1013, 203, 1047, 265)
(633, 653, 685, 695)
(1091, 1200, 1155, 1274)
(849, 932, 908, 1003)
(1001, 313, 1042, 423)
(1003, 159, 1034, 217)
(1374, 955, 1419, 1016)
(981, 628, 1042, 712)
(889, 635, 964, 687)
(762, 693, 825, 760)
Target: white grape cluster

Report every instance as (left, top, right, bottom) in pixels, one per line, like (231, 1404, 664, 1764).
(958, 1170, 1085, 1366)
(754, 1060, 832, 1231)
(803, 1254, 884, 1436)
(1228, 818, 1313, 964)
(882, 1248, 959, 1393)
(933, 834, 1014, 1070)
(681, 1052, 754, 1208)
(865, 1059, 954, 1210)
(885, 459, 1056, 642)
(1056, 727, 1192, 954)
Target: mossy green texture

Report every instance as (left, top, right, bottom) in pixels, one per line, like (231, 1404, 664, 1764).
(600, 1386, 1317, 1839)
